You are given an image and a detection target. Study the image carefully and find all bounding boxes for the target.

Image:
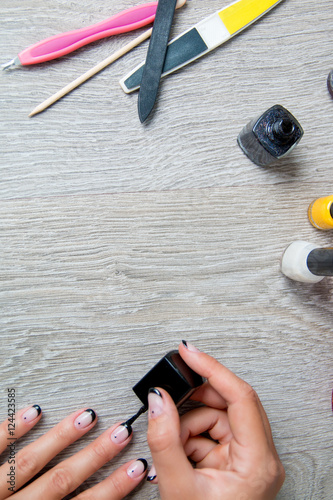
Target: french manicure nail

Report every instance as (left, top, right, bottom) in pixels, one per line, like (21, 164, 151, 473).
(127, 458, 148, 479)
(22, 405, 42, 423)
(182, 340, 200, 352)
(111, 423, 132, 444)
(74, 409, 96, 430)
(147, 464, 157, 482)
(148, 388, 163, 419)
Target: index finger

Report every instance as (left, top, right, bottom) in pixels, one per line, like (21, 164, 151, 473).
(179, 342, 269, 450)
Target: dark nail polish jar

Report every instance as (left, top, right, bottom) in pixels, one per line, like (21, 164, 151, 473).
(132, 350, 204, 409)
(237, 104, 304, 167)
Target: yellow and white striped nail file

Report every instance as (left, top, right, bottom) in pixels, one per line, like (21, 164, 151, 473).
(119, 0, 283, 93)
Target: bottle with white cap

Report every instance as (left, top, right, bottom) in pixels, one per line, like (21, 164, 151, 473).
(281, 240, 333, 283)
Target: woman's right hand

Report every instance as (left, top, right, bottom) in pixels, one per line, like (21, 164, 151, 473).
(147, 341, 285, 500)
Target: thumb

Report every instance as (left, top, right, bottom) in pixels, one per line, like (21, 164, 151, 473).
(147, 388, 195, 499)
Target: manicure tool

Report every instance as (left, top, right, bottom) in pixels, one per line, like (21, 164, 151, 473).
(29, 29, 152, 117)
(138, 0, 178, 122)
(28, 0, 187, 117)
(120, 0, 283, 93)
(2, 1, 166, 70)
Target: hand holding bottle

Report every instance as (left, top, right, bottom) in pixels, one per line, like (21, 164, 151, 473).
(147, 342, 285, 500)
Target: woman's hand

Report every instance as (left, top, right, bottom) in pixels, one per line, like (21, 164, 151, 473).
(147, 341, 285, 500)
(0, 405, 147, 500)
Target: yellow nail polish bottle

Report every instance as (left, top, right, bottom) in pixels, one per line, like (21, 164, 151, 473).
(308, 195, 333, 230)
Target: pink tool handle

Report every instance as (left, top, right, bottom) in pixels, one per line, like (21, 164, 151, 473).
(18, 2, 158, 65)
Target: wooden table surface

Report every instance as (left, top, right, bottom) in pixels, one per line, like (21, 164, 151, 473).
(1, 0, 333, 498)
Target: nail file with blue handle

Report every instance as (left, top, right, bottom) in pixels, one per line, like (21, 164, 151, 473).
(138, 0, 178, 122)
(119, 0, 283, 93)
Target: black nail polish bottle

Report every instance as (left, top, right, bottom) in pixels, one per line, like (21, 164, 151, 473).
(237, 104, 304, 167)
(122, 350, 204, 429)
(132, 350, 204, 409)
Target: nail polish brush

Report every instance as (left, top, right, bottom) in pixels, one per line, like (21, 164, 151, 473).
(121, 405, 147, 431)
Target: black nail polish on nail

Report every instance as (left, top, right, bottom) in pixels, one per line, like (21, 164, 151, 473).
(85, 409, 96, 423)
(182, 340, 188, 348)
(148, 388, 162, 397)
(119, 421, 133, 438)
(137, 458, 148, 472)
(32, 405, 42, 416)
(147, 474, 157, 482)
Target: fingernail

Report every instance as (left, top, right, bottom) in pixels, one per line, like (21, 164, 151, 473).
(148, 388, 163, 419)
(127, 458, 148, 479)
(111, 423, 132, 444)
(22, 405, 42, 423)
(147, 464, 157, 482)
(74, 409, 96, 429)
(182, 340, 200, 352)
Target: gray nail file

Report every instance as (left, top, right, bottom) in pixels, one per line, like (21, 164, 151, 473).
(120, 0, 283, 94)
(138, 0, 178, 122)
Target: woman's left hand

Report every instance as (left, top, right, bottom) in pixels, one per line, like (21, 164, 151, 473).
(0, 405, 147, 500)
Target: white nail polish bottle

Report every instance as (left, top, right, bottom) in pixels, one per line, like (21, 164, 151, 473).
(281, 240, 333, 283)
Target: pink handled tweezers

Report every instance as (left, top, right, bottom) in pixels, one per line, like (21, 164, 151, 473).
(2, 1, 161, 69)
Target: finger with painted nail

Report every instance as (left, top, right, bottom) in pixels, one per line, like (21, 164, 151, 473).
(7, 413, 147, 500)
(147, 387, 196, 498)
(73, 458, 148, 500)
(0, 405, 42, 456)
(0, 407, 97, 498)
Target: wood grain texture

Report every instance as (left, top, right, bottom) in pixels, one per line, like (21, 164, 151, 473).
(0, 0, 333, 498)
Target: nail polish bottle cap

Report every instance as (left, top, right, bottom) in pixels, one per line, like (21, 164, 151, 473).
(132, 350, 204, 409)
(253, 104, 303, 159)
(281, 240, 324, 283)
(308, 196, 333, 230)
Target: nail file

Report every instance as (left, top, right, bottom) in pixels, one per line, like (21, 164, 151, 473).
(120, 0, 283, 93)
(138, 0, 178, 122)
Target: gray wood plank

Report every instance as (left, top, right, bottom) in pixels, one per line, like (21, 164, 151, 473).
(1, 0, 333, 498)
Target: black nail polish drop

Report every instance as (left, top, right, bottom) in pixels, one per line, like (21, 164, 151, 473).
(237, 104, 304, 167)
(328, 70, 333, 97)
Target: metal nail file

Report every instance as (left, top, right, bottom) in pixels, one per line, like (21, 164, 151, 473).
(120, 0, 283, 94)
(137, 0, 178, 122)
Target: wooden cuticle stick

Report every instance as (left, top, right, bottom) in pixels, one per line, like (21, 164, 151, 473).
(29, 28, 152, 117)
